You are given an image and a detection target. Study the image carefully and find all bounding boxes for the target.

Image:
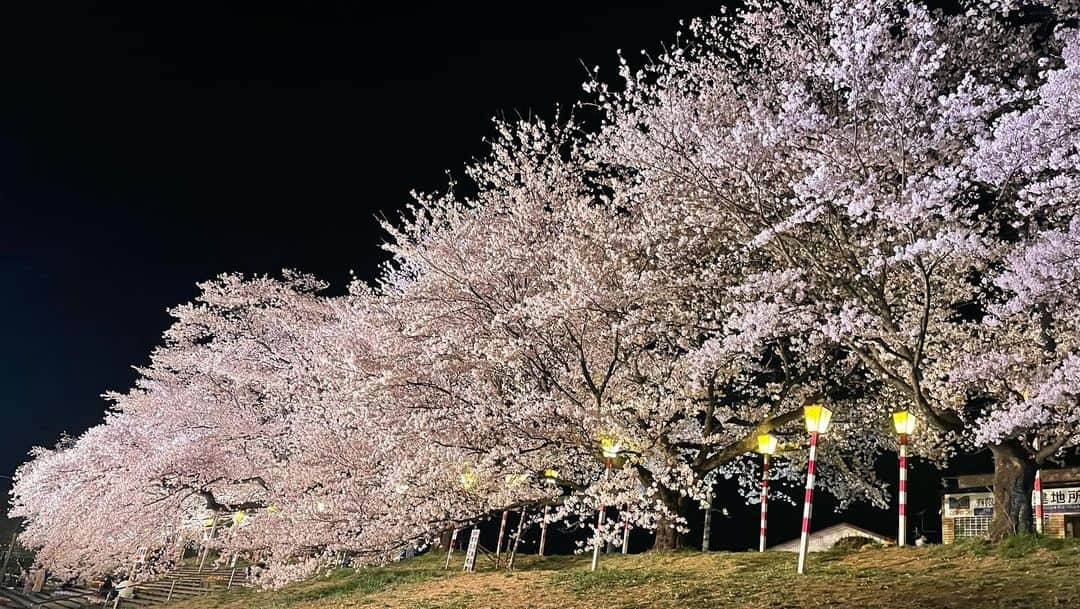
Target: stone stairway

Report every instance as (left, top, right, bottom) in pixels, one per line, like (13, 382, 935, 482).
(0, 562, 248, 608)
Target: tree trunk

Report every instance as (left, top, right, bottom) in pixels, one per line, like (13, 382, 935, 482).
(437, 528, 454, 550)
(653, 490, 687, 551)
(988, 439, 1036, 541)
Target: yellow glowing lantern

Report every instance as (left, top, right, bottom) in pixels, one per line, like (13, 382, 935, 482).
(267, 505, 279, 514)
(891, 410, 917, 436)
(803, 404, 833, 434)
(460, 469, 479, 490)
(600, 436, 623, 460)
(232, 511, 247, 525)
(756, 433, 778, 456)
(543, 468, 559, 483)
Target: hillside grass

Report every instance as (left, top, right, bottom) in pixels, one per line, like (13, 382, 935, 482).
(164, 537, 1080, 609)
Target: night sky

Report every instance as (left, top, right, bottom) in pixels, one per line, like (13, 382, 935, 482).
(0, 2, 965, 548)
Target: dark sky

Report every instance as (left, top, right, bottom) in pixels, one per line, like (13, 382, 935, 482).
(0, 4, 735, 485)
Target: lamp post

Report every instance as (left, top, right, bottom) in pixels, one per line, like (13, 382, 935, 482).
(622, 504, 631, 554)
(892, 410, 917, 547)
(452, 468, 478, 569)
(495, 510, 509, 569)
(1034, 437, 1044, 535)
(592, 437, 621, 572)
(797, 404, 832, 574)
(539, 469, 558, 557)
(444, 528, 459, 570)
(757, 433, 778, 552)
(702, 490, 713, 552)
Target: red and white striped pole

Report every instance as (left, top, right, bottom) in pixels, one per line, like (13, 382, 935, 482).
(898, 434, 908, 546)
(591, 504, 606, 571)
(1035, 438, 1044, 534)
(538, 505, 550, 557)
(495, 510, 509, 568)
(796, 431, 819, 574)
(444, 528, 458, 569)
(759, 453, 770, 552)
(591, 458, 612, 572)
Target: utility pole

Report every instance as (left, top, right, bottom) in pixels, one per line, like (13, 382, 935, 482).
(1, 531, 16, 584)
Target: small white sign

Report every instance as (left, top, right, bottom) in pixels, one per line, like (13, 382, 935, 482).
(944, 492, 994, 517)
(462, 529, 481, 572)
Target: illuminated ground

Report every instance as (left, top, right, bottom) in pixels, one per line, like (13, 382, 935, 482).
(165, 537, 1079, 609)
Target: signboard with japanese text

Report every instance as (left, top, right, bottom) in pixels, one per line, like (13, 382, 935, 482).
(462, 529, 481, 572)
(944, 492, 994, 517)
(1042, 486, 1080, 514)
(947, 486, 1080, 519)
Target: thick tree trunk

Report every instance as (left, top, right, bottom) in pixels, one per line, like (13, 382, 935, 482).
(653, 491, 687, 551)
(988, 439, 1036, 541)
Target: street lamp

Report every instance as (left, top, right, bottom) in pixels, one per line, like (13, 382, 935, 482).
(493, 473, 529, 568)
(892, 410, 917, 547)
(1034, 437, 1044, 534)
(539, 469, 558, 557)
(592, 437, 622, 571)
(450, 468, 479, 569)
(797, 403, 832, 574)
(757, 433, 778, 552)
(601, 438, 622, 462)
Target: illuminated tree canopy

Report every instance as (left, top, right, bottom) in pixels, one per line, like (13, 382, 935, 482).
(11, 0, 1080, 583)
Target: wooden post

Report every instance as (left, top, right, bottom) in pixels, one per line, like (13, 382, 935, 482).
(198, 513, 219, 573)
(538, 507, 550, 557)
(506, 510, 527, 571)
(702, 490, 713, 552)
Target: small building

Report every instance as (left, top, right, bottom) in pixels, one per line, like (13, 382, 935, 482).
(770, 523, 890, 552)
(942, 466, 1080, 543)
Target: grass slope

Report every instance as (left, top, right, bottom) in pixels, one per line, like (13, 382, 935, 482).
(166, 537, 1080, 609)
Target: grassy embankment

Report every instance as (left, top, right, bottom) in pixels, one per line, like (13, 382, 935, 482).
(166, 536, 1080, 609)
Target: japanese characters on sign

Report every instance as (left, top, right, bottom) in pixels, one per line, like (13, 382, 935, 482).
(944, 492, 994, 517)
(1042, 487, 1080, 514)
(946, 486, 1080, 518)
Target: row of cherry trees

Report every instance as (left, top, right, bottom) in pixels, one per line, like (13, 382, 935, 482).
(11, 0, 1080, 584)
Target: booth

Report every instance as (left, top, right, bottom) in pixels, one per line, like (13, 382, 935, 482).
(942, 467, 1080, 542)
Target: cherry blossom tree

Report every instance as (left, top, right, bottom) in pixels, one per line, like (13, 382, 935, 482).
(956, 7, 1080, 536)
(377, 116, 893, 551)
(589, 0, 1080, 537)
(13, 0, 1080, 584)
